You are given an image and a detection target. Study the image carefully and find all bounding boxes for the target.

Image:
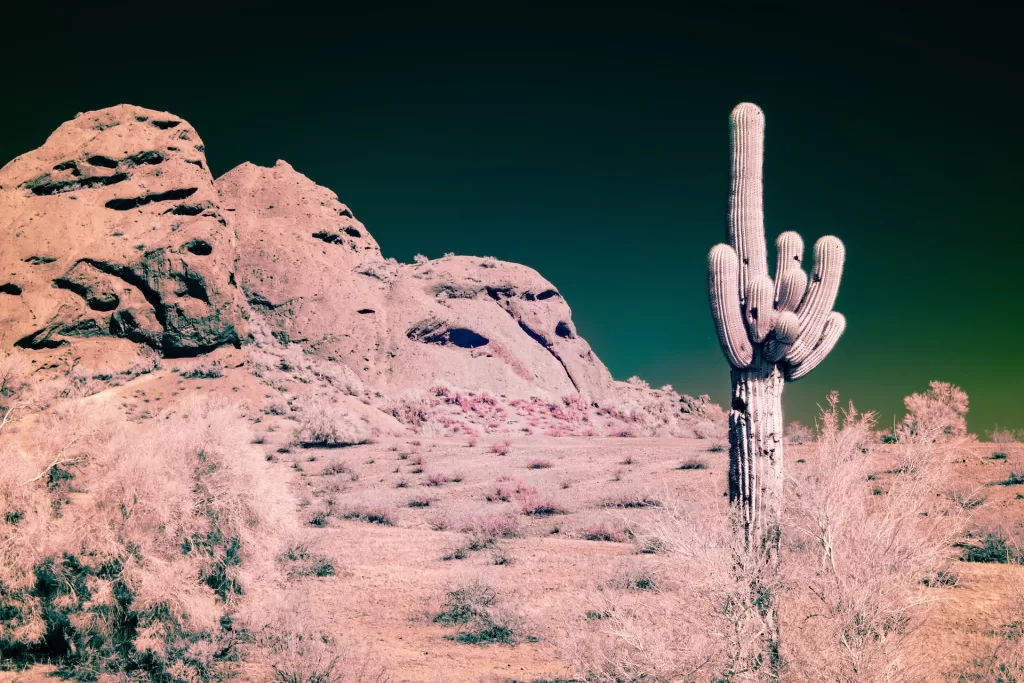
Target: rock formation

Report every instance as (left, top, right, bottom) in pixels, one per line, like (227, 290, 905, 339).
(0, 105, 248, 357)
(1, 106, 613, 400)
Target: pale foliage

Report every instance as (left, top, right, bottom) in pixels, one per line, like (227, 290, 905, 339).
(785, 420, 813, 445)
(295, 395, 372, 446)
(785, 393, 965, 682)
(900, 380, 970, 442)
(0, 392, 313, 678)
(564, 392, 968, 683)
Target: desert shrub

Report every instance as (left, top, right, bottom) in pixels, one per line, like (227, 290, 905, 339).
(0, 396, 298, 679)
(180, 361, 224, 379)
(259, 619, 389, 683)
(786, 420, 813, 445)
(609, 563, 663, 592)
(783, 392, 965, 680)
(987, 425, 1021, 444)
(999, 472, 1024, 486)
(692, 418, 725, 441)
(460, 508, 522, 549)
(490, 439, 512, 456)
(441, 546, 469, 561)
(512, 484, 567, 516)
(279, 541, 336, 578)
(564, 392, 967, 682)
(490, 545, 513, 566)
(601, 491, 662, 509)
(677, 460, 707, 471)
(579, 519, 629, 543)
(899, 380, 970, 443)
(957, 531, 1024, 565)
(955, 593, 1024, 682)
(294, 396, 371, 447)
(336, 496, 397, 526)
(433, 580, 520, 645)
(527, 459, 553, 469)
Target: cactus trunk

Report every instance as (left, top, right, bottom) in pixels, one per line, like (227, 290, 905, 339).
(728, 351, 784, 681)
(729, 350, 785, 557)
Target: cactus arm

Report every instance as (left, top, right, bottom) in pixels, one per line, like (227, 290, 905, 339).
(709, 244, 754, 368)
(784, 235, 845, 365)
(785, 312, 846, 380)
(728, 103, 769, 303)
(775, 231, 804, 271)
(745, 275, 776, 343)
(774, 231, 806, 312)
(763, 311, 799, 362)
(775, 268, 808, 313)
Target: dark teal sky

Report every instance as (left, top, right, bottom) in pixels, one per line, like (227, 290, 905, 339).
(4, 4, 1022, 434)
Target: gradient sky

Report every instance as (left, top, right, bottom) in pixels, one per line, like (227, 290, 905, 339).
(3, 4, 1022, 434)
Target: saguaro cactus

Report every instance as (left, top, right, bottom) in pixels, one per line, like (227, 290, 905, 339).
(709, 102, 845, 553)
(708, 103, 845, 677)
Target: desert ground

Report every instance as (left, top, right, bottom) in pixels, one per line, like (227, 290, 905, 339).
(1, 347, 1022, 682)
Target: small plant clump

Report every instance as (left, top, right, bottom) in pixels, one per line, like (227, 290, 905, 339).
(433, 581, 520, 645)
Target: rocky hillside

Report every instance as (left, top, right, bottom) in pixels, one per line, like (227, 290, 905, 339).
(0, 105, 614, 401)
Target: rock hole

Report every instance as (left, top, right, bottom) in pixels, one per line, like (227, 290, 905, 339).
(125, 150, 164, 166)
(26, 172, 129, 196)
(14, 330, 65, 349)
(344, 226, 362, 237)
(170, 204, 205, 216)
(52, 161, 81, 176)
(23, 256, 57, 265)
(485, 286, 516, 300)
(555, 321, 574, 338)
(357, 309, 375, 314)
(0, 283, 23, 295)
(180, 273, 210, 303)
(105, 187, 197, 210)
(185, 159, 204, 169)
(86, 155, 119, 168)
(339, 208, 354, 218)
(183, 239, 213, 256)
(151, 120, 181, 129)
(312, 231, 342, 244)
(407, 319, 489, 349)
(536, 289, 559, 300)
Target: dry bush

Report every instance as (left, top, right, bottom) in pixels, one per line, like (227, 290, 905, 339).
(431, 577, 523, 645)
(565, 392, 969, 682)
(459, 507, 522, 549)
(0, 395, 299, 679)
(785, 420, 813, 445)
(900, 380, 971, 443)
(562, 501, 764, 681)
(294, 395, 371, 447)
(511, 484, 567, 517)
(956, 590, 1024, 682)
(597, 382, 710, 439)
(783, 392, 967, 682)
(252, 605, 390, 683)
(489, 439, 512, 456)
(987, 425, 1022, 445)
(335, 493, 398, 526)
